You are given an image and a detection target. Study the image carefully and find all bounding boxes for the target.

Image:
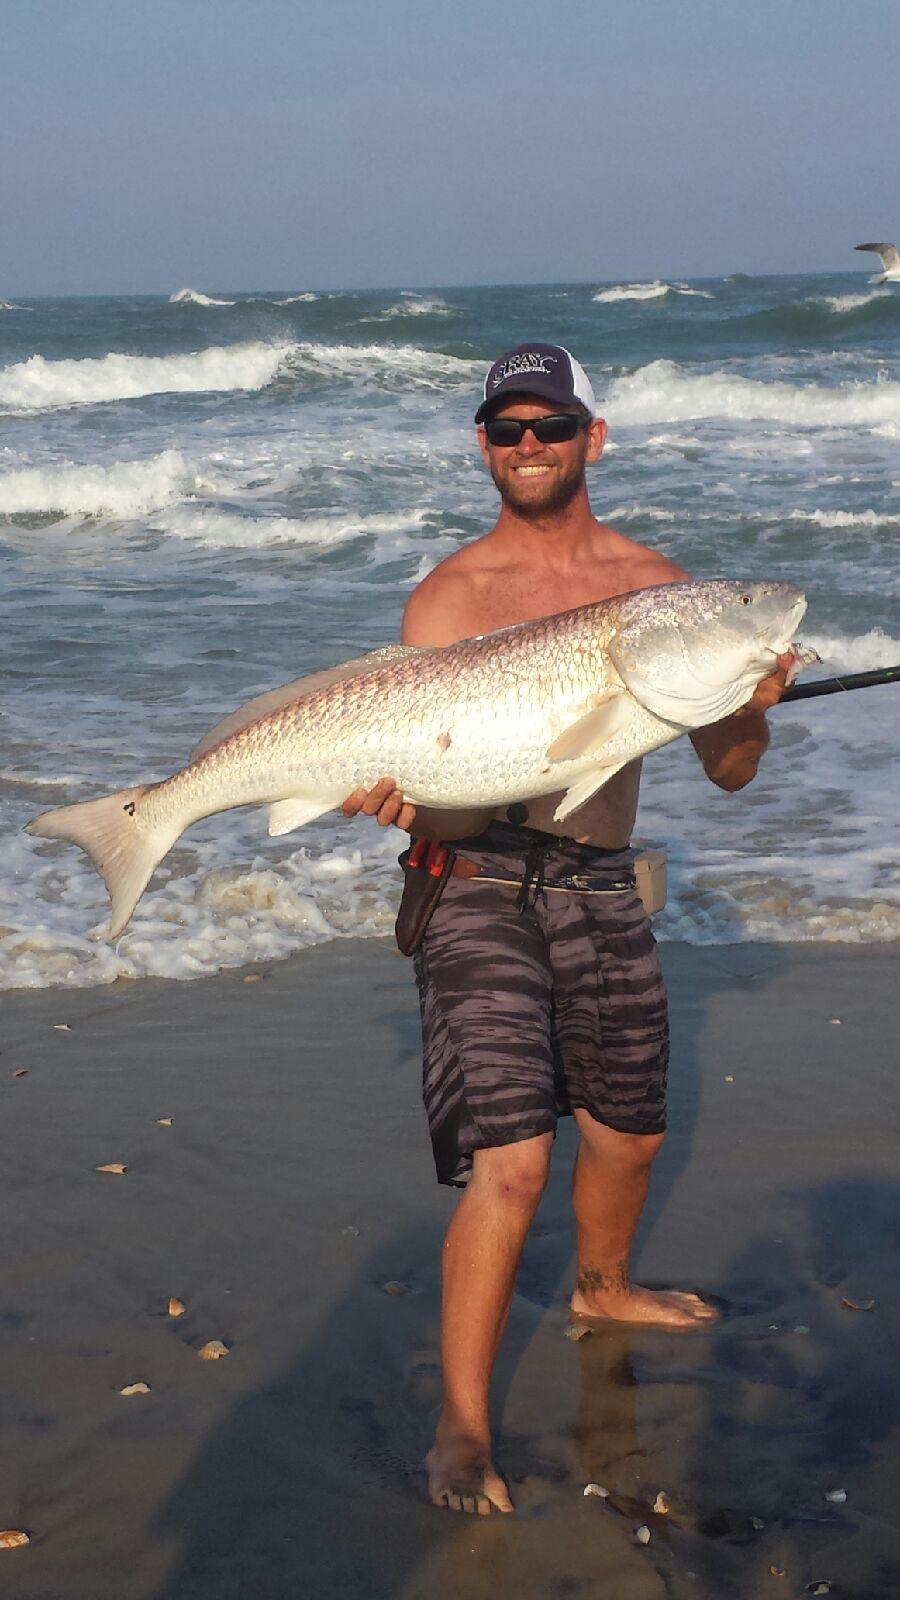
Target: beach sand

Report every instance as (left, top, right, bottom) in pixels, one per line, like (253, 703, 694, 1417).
(2, 938, 898, 1600)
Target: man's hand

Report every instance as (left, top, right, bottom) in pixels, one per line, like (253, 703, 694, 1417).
(743, 651, 796, 714)
(341, 777, 417, 831)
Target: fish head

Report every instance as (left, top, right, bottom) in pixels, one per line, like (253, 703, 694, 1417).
(608, 579, 807, 727)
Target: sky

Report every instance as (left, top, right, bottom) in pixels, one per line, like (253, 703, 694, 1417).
(2, 0, 898, 295)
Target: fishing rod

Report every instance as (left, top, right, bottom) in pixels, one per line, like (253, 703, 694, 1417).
(780, 665, 900, 704)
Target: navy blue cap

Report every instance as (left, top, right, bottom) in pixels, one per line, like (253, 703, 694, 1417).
(475, 342, 596, 424)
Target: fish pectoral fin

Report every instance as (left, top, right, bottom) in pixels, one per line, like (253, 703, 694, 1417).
(553, 761, 630, 822)
(268, 797, 335, 836)
(546, 694, 632, 763)
(190, 644, 424, 763)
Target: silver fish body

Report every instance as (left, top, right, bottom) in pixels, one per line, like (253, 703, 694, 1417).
(26, 578, 807, 937)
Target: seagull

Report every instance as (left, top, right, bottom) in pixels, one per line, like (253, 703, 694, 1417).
(854, 242, 900, 283)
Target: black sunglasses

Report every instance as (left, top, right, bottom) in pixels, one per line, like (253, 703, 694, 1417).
(483, 413, 589, 447)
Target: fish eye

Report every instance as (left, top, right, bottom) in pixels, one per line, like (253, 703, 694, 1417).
(739, 594, 752, 605)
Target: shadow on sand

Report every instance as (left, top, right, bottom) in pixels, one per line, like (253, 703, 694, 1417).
(151, 951, 900, 1600)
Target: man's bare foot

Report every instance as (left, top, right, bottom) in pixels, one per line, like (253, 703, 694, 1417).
(426, 1429, 513, 1515)
(570, 1272, 719, 1330)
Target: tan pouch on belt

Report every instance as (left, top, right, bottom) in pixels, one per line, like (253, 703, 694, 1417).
(633, 848, 667, 916)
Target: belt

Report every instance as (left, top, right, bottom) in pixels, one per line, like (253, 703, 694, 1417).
(406, 836, 636, 912)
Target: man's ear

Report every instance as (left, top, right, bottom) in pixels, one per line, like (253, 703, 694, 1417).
(585, 416, 608, 463)
(476, 424, 491, 468)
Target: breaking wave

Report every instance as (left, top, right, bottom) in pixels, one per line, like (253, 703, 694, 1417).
(0, 451, 201, 519)
(605, 360, 900, 427)
(285, 340, 480, 388)
(169, 287, 236, 306)
(0, 342, 293, 413)
(274, 292, 320, 304)
(800, 627, 900, 673)
(362, 295, 458, 321)
(154, 505, 431, 550)
(593, 281, 713, 303)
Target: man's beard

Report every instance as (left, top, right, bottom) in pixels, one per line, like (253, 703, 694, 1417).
(490, 459, 586, 520)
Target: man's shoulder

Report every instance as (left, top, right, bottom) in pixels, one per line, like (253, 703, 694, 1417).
(402, 545, 490, 646)
(595, 521, 689, 585)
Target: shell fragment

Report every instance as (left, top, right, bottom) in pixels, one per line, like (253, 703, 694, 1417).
(198, 1339, 229, 1361)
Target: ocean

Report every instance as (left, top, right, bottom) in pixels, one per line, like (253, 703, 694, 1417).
(2, 275, 898, 989)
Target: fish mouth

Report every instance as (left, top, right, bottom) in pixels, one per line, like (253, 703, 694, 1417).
(758, 592, 808, 656)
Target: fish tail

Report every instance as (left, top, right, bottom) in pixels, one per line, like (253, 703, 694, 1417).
(25, 784, 179, 939)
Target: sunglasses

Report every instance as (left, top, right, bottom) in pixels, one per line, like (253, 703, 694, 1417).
(483, 413, 589, 447)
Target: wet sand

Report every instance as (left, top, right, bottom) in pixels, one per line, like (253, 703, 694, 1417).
(2, 938, 899, 1600)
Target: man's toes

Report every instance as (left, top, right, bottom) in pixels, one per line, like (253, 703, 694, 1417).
(447, 1491, 463, 1512)
(476, 1496, 492, 1516)
(462, 1495, 476, 1514)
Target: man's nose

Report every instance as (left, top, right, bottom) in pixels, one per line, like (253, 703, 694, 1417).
(513, 424, 544, 455)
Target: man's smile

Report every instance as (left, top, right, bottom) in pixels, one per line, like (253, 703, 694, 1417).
(513, 463, 554, 476)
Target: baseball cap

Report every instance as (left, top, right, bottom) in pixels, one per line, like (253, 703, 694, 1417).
(475, 342, 596, 424)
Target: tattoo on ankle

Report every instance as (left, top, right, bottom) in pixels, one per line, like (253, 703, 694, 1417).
(577, 1264, 630, 1296)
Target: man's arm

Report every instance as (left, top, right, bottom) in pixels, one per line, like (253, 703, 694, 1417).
(689, 657, 792, 791)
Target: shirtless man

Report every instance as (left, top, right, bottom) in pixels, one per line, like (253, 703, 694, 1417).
(342, 343, 790, 1517)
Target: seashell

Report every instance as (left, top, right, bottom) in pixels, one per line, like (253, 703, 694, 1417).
(198, 1339, 229, 1360)
(841, 1295, 875, 1312)
(751, 1516, 765, 1530)
(769, 1566, 785, 1578)
(635, 1524, 651, 1545)
(0, 1530, 29, 1549)
(155, 1117, 173, 1127)
(120, 1382, 150, 1395)
(827, 1018, 841, 1025)
(724, 1075, 734, 1083)
(807, 1585, 831, 1596)
(95, 1163, 127, 1175)
(167, 1298, 185, 1318)
(793, 1324, 810, 1334)
(653, 1491, 670, 1515)
(824, 1488, 847, 1504)
(382, 1281, 409, 1296)
(583, 1483, 609, 1498)
(564, 1321, 591, 1341)
(53, 1023, 71, 1031)
(12, 1069, 28, 1078)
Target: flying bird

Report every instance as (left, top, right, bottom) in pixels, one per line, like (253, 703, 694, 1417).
(854, 242, 900, 283)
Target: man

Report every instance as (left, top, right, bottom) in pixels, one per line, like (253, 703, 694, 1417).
(342, 343, 791, 1517)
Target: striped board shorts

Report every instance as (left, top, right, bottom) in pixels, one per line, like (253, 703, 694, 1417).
(409, 822, 670, 1187)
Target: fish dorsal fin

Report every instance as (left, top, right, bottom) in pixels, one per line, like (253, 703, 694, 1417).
(546, 693, 632, 763)
(553, 759, 631, 822)
(189, 644, 421, 763)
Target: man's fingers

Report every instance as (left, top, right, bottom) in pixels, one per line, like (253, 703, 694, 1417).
(340, 778, 414, 830)
(340, 788, 368, 817)
(360, 777, 399, 816)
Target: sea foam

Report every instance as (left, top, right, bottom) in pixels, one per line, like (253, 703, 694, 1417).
(605, 360, 900, 427)
(593, 282, 713, 303)
(169, 287, 236, 306)
(0, 450, 200, 519)
(0, 342, 292, 413)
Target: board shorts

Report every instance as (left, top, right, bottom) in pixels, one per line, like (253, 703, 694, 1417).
(407, 821, 670, 1187)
